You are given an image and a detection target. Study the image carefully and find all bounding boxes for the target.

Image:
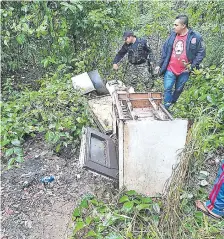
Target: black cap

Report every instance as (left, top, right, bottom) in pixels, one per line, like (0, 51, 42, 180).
(123, 31, 134, 40)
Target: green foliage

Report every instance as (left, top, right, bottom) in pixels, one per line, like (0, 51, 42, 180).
(1, 67, 91, 168)
(1, 0, 137, 168)
(185, 0, 224, 66)
(1, 1, 136, 76)
(179, 199, 224, 239)
(137, 1, 174, 38)
(174, 63, 224, 152)
(70, 191, 162, 239)
(169, 170, 224, 239)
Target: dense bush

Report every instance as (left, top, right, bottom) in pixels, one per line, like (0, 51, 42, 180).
(1, 1, 136, 76)
(1, 67, 90, 168)
(1, 0, 137, 168)
(174, 63, 224, 152)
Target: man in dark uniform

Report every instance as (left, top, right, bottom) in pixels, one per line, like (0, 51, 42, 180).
(113, 31, 154, 90)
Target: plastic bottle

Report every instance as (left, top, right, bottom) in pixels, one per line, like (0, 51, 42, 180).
(41, 176, 55, 183)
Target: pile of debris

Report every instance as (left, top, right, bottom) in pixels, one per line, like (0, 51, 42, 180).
(72, 70, 188, 196)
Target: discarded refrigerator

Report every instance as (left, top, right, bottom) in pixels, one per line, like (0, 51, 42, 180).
(77, 74, 188, 196)
(112, 92, 188, 196)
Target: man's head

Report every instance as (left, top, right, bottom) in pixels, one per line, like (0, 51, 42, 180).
(123, 31, 135, 44)
(173, 15, 188, 35)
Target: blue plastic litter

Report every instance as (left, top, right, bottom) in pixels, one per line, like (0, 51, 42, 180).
(41, 176, 55, 183)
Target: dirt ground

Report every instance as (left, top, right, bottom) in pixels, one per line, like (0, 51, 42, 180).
(1, 135, 118, 239)
(1, 135, 223, 239)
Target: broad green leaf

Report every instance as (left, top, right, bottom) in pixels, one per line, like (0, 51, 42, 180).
(83, 193, 94, 200)
(13, 147, 23, 156)
(4, 39, 9, 47)
(86, 230, 97, 237)
(16, 34, 25, 44)
(99, 206, 107, 213)
(90, 198, 99, 206)
(207, 95, 213, 103)
(132, 199, 141, 205)
(85, 216, 92, 225)
(1, 139, 10, 147)
(136, 204, 150, 211)
(41, 59, 49, 68)
(77, 4, 83, 11)
(72, 208, 81, 218)
(73, 221, 85, 234)
(152, 203, 160, 214)
(122, 201, 134, 212)
(193, 69, 202, 75)
(7, 157, 16, 168)
(80, 198, 88, 209)
(119, 195, 129, 203)
(126, 231, 133, 237)
(141, 197, 152, 203)
(125, 190, 137, 196)
(11, 139, 21, 146)
(5, 148, 14, 157)
(55, 143, 61, 153)
(76, 117, 81, 123)
(60, 2, 76, 13)
(15, 156, 23, 163)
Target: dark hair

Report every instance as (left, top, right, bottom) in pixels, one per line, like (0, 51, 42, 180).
(176, 14, 188, 27)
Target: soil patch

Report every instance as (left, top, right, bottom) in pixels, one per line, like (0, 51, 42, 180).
(1, 136, 118, 239)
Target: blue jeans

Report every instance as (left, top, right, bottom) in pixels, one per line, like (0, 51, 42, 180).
(163, 70, 190, 109)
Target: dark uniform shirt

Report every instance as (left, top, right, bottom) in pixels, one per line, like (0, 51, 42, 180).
(113, 37, 154, 65)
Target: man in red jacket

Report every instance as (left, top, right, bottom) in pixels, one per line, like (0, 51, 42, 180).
(156, 15, 205, 110)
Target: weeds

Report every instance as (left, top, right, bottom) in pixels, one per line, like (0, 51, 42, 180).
(70, 191, 162, 239)
(1, 67, 91, 168)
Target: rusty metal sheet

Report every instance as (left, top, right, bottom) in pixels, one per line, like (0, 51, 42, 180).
(113, 92, 170, 120)
(131, 100, 150, 108)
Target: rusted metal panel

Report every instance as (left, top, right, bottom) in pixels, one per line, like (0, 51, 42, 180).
(117, 92, 162, 102)
(131, 100, 150, 108)
(113, 92, 170, 121)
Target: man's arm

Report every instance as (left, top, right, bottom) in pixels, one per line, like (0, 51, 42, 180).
(153, 39, 169, 75)
(159, 39, 169, 68)
(191, 36, 206, 70)
(113, 44, 128, 64)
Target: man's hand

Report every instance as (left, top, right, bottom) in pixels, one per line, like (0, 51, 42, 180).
(182, 60, 191, 72)
(154, 66, 160, 74)
(113, 64, 119, 70)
